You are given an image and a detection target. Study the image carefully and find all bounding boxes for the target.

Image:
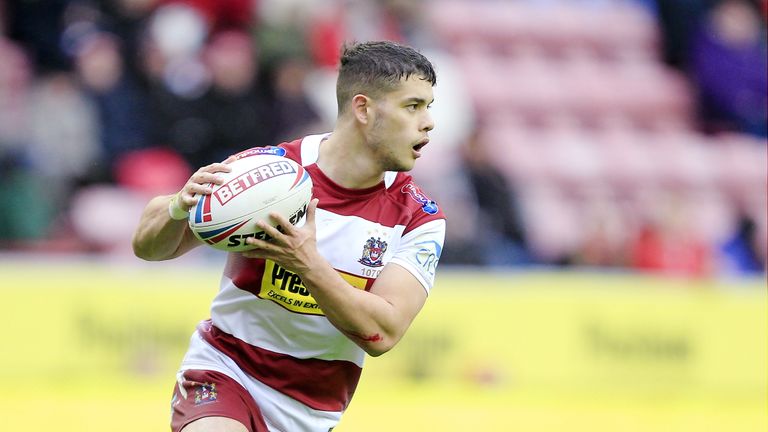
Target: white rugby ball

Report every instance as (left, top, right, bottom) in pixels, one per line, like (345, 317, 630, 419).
(188, 147, 313, 251)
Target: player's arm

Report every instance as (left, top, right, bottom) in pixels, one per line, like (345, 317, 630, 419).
(132, 160, 232, 261)
(300, 259, 428, 357)
(243, 199, 443, 356)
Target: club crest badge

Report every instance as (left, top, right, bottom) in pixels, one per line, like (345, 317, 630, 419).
(359, 237, 388, 267)
(194, 383, 218, 405)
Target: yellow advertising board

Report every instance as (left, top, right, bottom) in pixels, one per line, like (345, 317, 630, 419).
(0, 261, 764, 432)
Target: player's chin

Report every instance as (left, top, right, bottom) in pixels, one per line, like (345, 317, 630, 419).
(389, 162, 414, 173)
(383, 158, 413, 173)
(404, 156, 418, 170)
(398, 154, 418, 171)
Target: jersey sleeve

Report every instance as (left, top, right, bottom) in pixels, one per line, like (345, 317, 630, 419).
(389, 218, 446, 294)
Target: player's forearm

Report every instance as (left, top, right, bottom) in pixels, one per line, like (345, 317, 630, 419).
(132, 195, 195, 261)
(300, 263, 403, 356)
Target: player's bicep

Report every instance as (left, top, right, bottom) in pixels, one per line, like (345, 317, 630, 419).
(368, 263, 428, 332)
(366, 218, 446, 337)
(388, 219, 446, 294)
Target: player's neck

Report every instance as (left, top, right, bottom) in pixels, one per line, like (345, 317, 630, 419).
(317, 128, 385, 190)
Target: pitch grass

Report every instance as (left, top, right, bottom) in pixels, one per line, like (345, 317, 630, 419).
(0, 260, 764, 432)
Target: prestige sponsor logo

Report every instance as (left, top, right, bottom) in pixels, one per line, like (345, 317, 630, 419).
(215, 161, 297, 205)
(258, 260, 368, 315)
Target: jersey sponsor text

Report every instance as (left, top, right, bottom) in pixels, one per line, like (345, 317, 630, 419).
(258, 260, 367, 315)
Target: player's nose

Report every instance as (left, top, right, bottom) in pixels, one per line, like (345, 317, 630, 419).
(421, 111, 434, 132)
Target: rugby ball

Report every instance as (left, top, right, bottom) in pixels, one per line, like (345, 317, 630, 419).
(188, 147, 313, 252)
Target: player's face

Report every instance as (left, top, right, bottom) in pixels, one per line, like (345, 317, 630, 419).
(367, 76, 435, 172)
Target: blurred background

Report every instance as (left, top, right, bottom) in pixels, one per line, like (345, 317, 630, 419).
(0, 0, 765, 431)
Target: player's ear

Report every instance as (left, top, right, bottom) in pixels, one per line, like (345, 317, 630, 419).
(351, 94, 370, 124)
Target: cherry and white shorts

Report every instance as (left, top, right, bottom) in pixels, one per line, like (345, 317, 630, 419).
(170, 331, 342, 432)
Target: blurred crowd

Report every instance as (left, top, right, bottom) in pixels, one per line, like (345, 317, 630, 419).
(0, 0, 765, 278)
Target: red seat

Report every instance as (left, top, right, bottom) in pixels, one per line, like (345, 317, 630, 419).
(113, 147, 192, 197)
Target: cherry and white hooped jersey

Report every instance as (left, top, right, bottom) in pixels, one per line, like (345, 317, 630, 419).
(192, 134, 446, 414)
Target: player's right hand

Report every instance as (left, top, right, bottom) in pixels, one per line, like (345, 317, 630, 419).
(177, 156, 236, 212)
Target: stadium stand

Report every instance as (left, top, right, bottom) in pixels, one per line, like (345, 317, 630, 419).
(0, 0, 765, 275)
(427, 0, 766, 272)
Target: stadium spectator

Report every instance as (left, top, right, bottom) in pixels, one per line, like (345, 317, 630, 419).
(0, 38, 31, 164)
(0, 39, 55, 243)
(653, 0, 713, 70)
(462, 127, 531, 266)
(80, 0, 160, 82)
(146, 29, 276, 169)
(628, 193, 714, 278)
(718, 211, 767, 275)
(4, 0, 71, 72)
(197, 30, 275, 161)
(73, 31, 152, 180)
(306, 0, 434, 70)
(573, 191, 631, 268)
(689, 0, 768, 137)
(27, 72, 101, 206)
(167, 0, 255, 32)
(265, 54, 325, 142)
(253, 0, 331, 136)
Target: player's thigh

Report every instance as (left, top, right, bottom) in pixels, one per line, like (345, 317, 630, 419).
(181, 416, 249, 432)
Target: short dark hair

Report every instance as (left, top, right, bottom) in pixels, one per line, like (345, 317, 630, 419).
(336, 40, 437, 114)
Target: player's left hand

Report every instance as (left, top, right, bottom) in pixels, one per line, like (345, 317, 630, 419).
(242, 198, 321, 273)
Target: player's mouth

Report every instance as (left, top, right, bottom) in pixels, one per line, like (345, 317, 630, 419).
(412, 138, 429, 157)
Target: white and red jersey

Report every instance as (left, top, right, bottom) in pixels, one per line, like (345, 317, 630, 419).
(188, 134, 446, 415)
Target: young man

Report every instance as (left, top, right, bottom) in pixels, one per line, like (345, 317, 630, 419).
(132, 40, 446, 432)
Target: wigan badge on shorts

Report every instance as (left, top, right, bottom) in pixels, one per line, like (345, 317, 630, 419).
(194, 383, 218, 405)
(359, 237, 387, 267)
